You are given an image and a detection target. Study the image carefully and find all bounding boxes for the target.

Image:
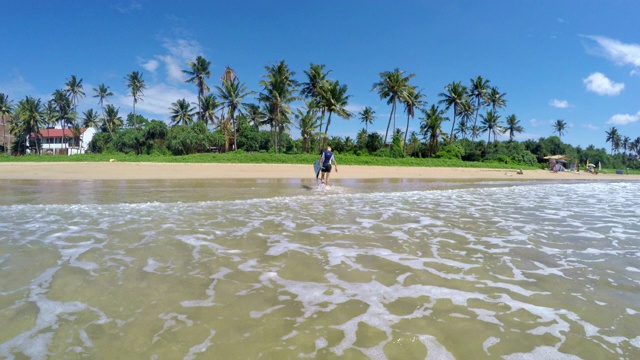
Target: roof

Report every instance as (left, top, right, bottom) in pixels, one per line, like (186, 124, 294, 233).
(30, 128, 89, 138)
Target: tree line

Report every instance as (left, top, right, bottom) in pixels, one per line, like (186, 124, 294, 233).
(0, 57, 638, 170)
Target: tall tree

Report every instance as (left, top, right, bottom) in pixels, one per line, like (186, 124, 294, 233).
(480, 110, 503, 145)
(103, 104, 123, 134)
(486, 86, 507, 113)
(199, 93, 219, 127)
(319, 79, 351, 145)
(0, 93, 14, 153)
(82, 109, 100, 129)
(93, 83, 113, 121)
(51, 89, 75, 150)
(64, 75, 85, 112)
(505, 114, 524, 141)
(359, 106, 375, 133)
(419, 105, 447, 157)
(372, 68, 415, 144)
(457, 100, 474, 140)
(438, 81, 467, 143)
(169, 98, 196, 127)
(125, 71, 146, 125)
(183, 56, 212, 121)
(468, 76, 490, 133)
(301, 63, 332, 134)
(295, 100, 320, 153)
(245, 103, 266, 129)
(553, 119, 567, 141)
(258, 60, 298, 153)
(215, 78, 255, 151)
(605, 126, 620, 154)
(401, 85, 426, 148)
(13, 97, 45, 154)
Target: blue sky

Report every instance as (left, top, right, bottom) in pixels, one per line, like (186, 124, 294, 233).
(2, 0, 639, 150)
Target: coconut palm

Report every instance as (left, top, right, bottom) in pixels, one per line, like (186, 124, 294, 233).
(468, 76, 490, 132)
(82, 109, 100, 129)
(457, 99, 474, 140)
(183, 56, 212, 121)
(622, 136, 630, 155)
(605, 126, 620, 154)
(301, 63, 332, 133)
(103, 104, 123, 134)
(318, 79, 351, 145)
(199, 93, 219, 127)
(480, 110, 503, 145)
(295, 100, 321, 153)
(486, 86, 507, 113)
(372, 68, 415, 144)
(13, 96, 45, 154)
(220, 66, 237, 83)
(64, 75, 85, 112)
(419, 104, 447, 157)
(125, 71, 146, 124)
(505, 114, 524, 141)
(215, 78, 255, 151)
(245, 103, 266, 129)
(51, 89, 75, 149)
(93, 83, 113, 121)
(438, 81, 467, 143)
(359, 106, 375, 134)
(401, 85, 426, 147)
(553, 119, 567, 140)
(0, 93, 14, 153)
(258, 60, 298, 153)
(169, 98, 196, 127)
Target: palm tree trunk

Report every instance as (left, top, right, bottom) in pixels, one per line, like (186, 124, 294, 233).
(384, 101, 396, 144)
(404, 114, 410, 150)
(449, 104, 457, 143)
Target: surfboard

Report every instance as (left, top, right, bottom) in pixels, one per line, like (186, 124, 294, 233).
(313, 160, 321, 179)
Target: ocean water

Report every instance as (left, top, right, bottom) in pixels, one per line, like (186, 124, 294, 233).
(0, 179, 639, 359)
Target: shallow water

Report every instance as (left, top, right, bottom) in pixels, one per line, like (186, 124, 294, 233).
(0, 179, 639, 359)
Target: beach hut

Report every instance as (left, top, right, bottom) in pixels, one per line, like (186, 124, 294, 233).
(543, 155, 569, 171)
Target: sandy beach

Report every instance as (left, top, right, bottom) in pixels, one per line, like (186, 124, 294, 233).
(1, 161, 638, 181)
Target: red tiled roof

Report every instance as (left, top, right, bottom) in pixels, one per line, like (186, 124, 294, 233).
(30, 128, 88, 138)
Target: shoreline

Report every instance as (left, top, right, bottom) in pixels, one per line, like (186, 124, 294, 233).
(1, 162, 638, 182)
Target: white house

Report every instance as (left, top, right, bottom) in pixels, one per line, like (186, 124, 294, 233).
(28, 127, 97, 155)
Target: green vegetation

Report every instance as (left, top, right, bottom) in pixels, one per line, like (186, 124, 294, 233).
(1, 59, 638, 173)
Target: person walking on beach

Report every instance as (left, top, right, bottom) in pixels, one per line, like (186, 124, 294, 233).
(319, 146, 338, 187)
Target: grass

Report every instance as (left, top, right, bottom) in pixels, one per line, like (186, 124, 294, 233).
(0, 151, 540, 170)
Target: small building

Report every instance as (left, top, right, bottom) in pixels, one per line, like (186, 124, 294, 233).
(28, 127, 97, 155)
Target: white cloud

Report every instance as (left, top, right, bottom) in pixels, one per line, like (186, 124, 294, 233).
(606, 111, 640, 126)
(141, 59, 160, 73)
(549, 99, 569, 108)
(631, 69, 640, 77)
(529, 118, 545, 127)
(582, 123, 599, 131)
(584, 35, 640, 67)
(115, 1, 142, 13)
(117, 83, 197, 119)
(583, 72, 624, 96)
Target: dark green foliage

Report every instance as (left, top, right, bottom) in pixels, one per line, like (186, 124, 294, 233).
(435, 144, 463, 160)
(167, 121, 214, 155)
(365, 132, 384, 153)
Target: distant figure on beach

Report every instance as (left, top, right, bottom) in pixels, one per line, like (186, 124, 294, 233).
(319, 146, 338, 187)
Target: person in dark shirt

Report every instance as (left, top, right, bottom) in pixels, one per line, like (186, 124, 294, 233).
(319, 146, 338, 187)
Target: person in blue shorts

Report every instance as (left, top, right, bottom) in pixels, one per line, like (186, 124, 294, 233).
(319, 146, 338, 187)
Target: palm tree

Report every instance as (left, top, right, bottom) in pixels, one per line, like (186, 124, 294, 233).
(93, 83, 113, 121)
(301, 63, 332, 133)
(505, 114, 524, 141)
(199, 93, 219, 127)
(486, 86, 507, 113)
(215, 78, 255, 151)
(419, 104, 447, 157)
(64, 75, 85, 112)
(319, 79, 351, 145)
(438, 81, 467, 143)
(51, 89, 74, 150)
(13, 96, 45, 154)
(245, 103, 266, 129)
(359, 106, 375, 133)
(553, 119, 567, 140)
(295, 100, 321, 153)
(480, 110, 503, 145)
(372, 68, 415, 144)
(183, 56, 212, 121)
(468, 76, 490, 132)
(622, 136, 630, 155)
(401, 85, 426, 148)
(0, 93, 14, 153)
(103, 104, 123, 134)
(169, 98, 196, 127)
(82, 109, 100, 129)
(220, 66, 237, 83)
(258, 60, 298, 153)
(605, 127, 620, 154)
(125, 71, 146, 125)
(457, 100, 474, 140)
